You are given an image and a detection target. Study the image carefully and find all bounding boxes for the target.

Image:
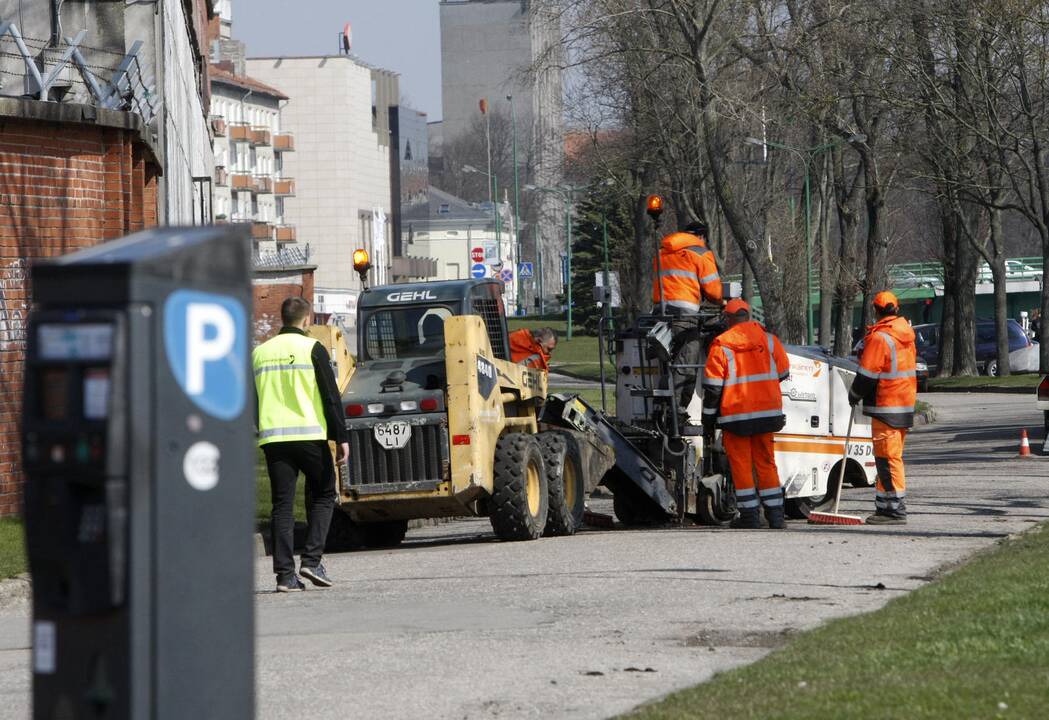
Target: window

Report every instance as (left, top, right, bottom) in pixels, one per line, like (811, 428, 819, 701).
(363, 306, 455, 361)
(438, 204, 450, 214)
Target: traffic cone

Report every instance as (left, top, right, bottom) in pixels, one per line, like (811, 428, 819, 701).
(1019, 429, 1032, 457)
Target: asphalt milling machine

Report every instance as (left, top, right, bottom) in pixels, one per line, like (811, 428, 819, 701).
(327, 247, 873, 548)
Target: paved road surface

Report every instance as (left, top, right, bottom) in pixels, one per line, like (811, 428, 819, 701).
(0, 393, 1046, 718)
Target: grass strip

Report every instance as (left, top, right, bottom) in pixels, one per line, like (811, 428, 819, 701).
(625, 523, 1049, 719)
(928, 374, 1040, 390)
(0, 518, 25, 580)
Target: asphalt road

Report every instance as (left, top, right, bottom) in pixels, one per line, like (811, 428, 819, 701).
(1, 392, 1047, 718)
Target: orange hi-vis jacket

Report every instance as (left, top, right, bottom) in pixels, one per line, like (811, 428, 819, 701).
(702, 320, 790, 436)
(850, 315, 917, 428)
(509, 328, 550, 371)
(652, 233, 723, 312)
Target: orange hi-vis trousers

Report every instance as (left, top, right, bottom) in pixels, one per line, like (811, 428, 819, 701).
(872, 419, 908, 517)
(723, 431, 783, 512)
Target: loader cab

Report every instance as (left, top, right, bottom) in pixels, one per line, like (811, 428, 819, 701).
(356, 279, 510, 364)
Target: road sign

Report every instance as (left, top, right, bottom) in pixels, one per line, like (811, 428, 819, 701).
(471, 263, 487, 279)
(499, 268, 514, 284)
(518, 262, 534, 278)
(471, 247, 485, 263)
(164, 289, 247, 420)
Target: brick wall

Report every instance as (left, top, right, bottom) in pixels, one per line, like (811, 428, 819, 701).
(252, 268, 316, 344)
(0, 116, 160, 517)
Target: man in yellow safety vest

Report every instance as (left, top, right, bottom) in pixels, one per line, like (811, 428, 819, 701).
(254, 297, 348, 592)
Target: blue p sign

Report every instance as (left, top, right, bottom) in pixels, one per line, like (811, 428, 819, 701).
(164, 289, 247, 420)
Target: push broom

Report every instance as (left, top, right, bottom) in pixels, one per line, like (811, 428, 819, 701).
(808, 407, 864, 526)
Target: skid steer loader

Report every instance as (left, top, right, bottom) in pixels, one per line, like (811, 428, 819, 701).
(326, 257, 614, 547)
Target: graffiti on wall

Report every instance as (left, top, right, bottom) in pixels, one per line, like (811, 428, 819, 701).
(0, 259, 27, 352)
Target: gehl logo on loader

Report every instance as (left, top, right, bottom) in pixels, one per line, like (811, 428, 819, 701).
(476, 354, 497, 399)
(386, 290, 438, 302)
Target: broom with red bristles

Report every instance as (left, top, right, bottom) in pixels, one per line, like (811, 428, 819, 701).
(808, 407, 864, 526)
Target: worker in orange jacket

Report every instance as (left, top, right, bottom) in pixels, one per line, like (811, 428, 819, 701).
(509, 327, 557, 371)
(849, 291, 917, 525)
(652, 221, 724, 409)
(702, 299, 791, 529)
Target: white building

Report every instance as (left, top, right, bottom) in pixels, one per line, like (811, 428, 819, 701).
(246, 55, 394, 300)
(405, 187, 518, 312)
(209, 68, 296, 253)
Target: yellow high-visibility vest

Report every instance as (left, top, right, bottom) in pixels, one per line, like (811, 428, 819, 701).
(253, 332, 327, 446)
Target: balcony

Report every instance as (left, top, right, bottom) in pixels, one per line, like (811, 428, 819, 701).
(275, 225, 296, 243)
(211, 117, 227, 136)
(230, 172, 258, 192)
(250, 127, 272, 146)
(255, 176, 273, 194)
(229, 123, 251, 143)
(215, 166, 228, 186)
(273, 132, 295, 152)
(273, 178, 295, 196)
(251, 221, 274, 240)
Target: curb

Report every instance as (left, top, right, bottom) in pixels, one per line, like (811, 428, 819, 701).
(0, 573, 30, 609)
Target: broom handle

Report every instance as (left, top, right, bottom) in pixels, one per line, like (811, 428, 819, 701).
(831, 408, 855, 515)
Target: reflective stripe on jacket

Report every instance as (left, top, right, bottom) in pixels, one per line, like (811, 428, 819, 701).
(701, 320, 790, 436)
(509, 328, 550, 371)
(652, 232, 723, 312)
(850, 315, 917, 428)
(253, 332, 327, 446)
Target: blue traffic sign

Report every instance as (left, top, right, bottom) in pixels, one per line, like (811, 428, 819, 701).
(164, 289, 247, 420)
(471, 263, 487, 279)
(499, 268, 514, 284)
(518, 262, 534, 278)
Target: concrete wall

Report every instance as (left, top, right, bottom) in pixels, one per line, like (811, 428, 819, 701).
(246, 56, 393, 294)
(160, 0, 214, 225)
(0, 106, 160, 516)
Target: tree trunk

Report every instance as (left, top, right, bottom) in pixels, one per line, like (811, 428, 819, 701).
(952, 211, 979, 376)
(861, 179, 888, 330)
(989, 208, 1011, 377)
(818, 157, 834, 347)
(937, 206, 957, 377)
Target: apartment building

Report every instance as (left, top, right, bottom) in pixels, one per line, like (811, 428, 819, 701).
(246, 55, 395, 305)
(210, 67, 297, 255)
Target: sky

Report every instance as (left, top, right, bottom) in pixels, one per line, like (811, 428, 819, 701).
(233, 0, 443, 120)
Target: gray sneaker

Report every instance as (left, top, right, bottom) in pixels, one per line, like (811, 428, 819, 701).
(300, 564, 333, 588)
(276, 575, 305, 593)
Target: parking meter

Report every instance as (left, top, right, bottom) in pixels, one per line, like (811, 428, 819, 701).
(22, 227, 255, 719)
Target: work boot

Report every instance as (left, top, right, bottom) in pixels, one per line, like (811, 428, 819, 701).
(729, 509, 761, 529)
(865, 513, 907, 525)
(764, 506, 786, 530)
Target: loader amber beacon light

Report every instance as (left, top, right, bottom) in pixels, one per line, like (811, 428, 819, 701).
(646, 194, 664, 218)
(352, 248, 371, 272)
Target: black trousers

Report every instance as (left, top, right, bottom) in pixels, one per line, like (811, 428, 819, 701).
(262, 440, 336, 578)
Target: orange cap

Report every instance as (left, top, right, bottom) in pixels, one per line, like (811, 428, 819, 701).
(873, 291, 898, 310)
(725, 298, 750, 316)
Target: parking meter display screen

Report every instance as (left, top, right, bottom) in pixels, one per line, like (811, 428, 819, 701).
(38, 324, 113, 361)
(83, 369, 110, 420)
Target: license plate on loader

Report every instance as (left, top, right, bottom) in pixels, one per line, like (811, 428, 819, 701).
(374, 421, 411, 449)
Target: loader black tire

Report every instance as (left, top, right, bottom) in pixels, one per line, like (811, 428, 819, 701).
(325, 507, 363, 553)
(490, 433, 549, 541)
(538, 431, 586, 536)
(359, 519, 409, 549)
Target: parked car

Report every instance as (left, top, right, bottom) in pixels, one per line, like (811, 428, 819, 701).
(913, 319, 1035, 376)
(888, 268, 943, 290)
(977, 260, 1041, 283)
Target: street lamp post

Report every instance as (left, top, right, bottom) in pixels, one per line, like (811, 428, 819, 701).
(464, 163, 511, 308)
(507, 95, 522, 315)
(744, 134, 866, 345)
